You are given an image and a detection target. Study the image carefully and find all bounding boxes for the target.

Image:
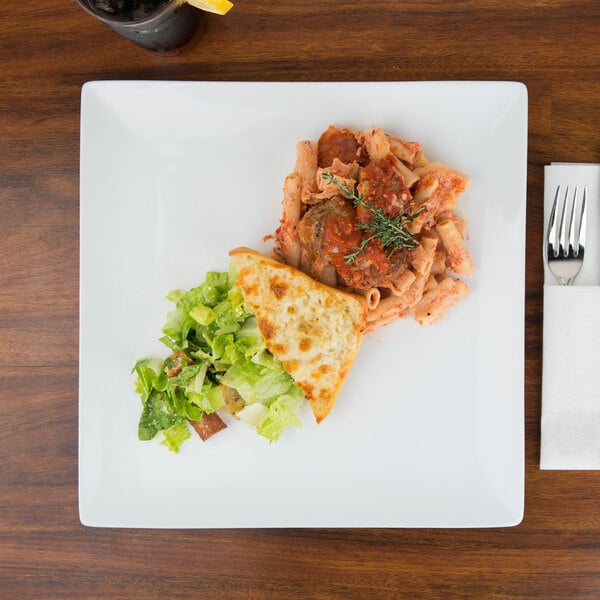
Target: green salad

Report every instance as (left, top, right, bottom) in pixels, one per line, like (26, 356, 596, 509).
(133, 266, 304, 452)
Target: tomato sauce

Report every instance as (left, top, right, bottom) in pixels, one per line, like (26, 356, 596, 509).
(358, 156, 411, 220)
(300, 195, 407, 290)
(296, 127, 413, 290)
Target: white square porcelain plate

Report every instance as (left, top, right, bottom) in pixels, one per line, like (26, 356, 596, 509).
(79, 81, 527, 527)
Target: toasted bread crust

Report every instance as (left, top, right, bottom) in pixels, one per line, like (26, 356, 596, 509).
(229, 247, 366, 423)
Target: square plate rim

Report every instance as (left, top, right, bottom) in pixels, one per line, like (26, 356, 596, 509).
(78, 80, 527, 529)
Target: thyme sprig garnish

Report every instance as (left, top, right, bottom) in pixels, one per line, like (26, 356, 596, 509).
(320, 171, 424, 264)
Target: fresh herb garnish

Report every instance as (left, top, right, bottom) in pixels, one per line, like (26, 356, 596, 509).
(320, 171, 424, 264)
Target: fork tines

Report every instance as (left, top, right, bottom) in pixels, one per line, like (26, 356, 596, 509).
(546, 185, 587, 285)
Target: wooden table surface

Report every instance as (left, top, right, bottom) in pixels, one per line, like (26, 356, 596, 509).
(1, 0, 599, 598)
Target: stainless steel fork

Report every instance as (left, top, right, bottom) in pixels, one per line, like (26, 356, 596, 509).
(546, 185, 587, 285)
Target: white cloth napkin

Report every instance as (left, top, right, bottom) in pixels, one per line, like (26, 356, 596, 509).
(541, 163, 600, 469)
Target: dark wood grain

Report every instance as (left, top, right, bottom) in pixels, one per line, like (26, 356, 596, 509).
(1, 0, 600, 598)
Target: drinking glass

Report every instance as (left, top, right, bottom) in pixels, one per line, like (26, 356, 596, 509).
(76, 0, 202, 52)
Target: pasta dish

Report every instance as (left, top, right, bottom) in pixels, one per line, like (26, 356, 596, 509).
(274, 125, 473, 330)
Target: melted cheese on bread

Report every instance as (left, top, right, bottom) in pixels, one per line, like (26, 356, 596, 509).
(229, 247, 366, 424)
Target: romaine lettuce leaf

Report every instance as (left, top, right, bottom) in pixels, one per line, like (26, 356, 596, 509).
(132, 358, 163, 403)
(138, 390, 186, 441)
(257, 388, 304, 442)
(161, 421, 191, 453)
(187, 381, 224, 413)
(220, 361, 296, 405)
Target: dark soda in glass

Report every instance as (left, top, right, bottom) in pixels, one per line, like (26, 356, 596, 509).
(89, 0, 170, 21)
(77, 0, 201, 51)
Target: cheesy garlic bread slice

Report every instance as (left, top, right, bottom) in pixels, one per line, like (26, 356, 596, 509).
(229, 247, 366, 423)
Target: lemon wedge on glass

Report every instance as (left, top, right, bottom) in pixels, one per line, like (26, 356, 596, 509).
(186, 0, 233, 15)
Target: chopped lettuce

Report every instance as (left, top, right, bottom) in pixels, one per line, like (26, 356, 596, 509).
(161, 421, 191, 453)
(137, 390, 186, 441)
(257, 387, 304, 442)
(133, 266, 304, 451)
(220, 362, 296, 405)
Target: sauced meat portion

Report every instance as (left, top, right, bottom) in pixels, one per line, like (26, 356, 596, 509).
(357, 157, 412, 221)
(296, 196, 407, 290)
(318, 125, 367, 168)
(296, 196, 359, 258)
